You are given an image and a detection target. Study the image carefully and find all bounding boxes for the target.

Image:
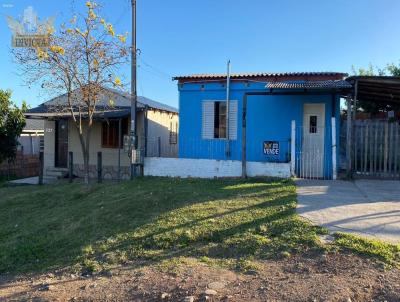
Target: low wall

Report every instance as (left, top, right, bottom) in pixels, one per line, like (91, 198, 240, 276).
(144, 157, 291, 178)
(72, 164, 131, 180)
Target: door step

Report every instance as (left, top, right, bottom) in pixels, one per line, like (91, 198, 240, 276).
(45, 167, 68, 179)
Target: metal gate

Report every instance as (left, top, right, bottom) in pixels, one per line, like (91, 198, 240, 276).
(352, 120, 400, 179)
(295, 125, 332, 179)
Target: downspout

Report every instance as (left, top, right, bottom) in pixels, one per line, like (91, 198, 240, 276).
(225, 60, 231, 157)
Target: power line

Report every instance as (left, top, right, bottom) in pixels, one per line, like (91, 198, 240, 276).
(138, 55, 173, 80)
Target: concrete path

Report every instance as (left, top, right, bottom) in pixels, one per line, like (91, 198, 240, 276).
(8, 176, 39, 185)
(296, 179, 400, 244)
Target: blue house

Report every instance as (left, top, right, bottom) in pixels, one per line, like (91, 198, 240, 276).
(174, 72, 351, 179)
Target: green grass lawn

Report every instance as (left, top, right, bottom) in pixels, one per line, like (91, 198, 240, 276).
(0, 177, 399, 275)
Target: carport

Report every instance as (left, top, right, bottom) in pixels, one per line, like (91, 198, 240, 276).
(344, 76, 400, 179)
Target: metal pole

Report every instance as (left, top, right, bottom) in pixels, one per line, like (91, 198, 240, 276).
(130, 0, 138, 180)
(97, 152, 102, 183)
(225, 60, 231, 157)
(291, 120, 296, 177)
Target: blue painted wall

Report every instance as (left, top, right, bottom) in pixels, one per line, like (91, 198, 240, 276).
(178, 81, 341, 178)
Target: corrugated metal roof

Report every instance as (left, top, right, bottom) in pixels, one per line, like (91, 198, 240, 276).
(173, 72, 347, 81)
(26, 86, 178, 118)
(26, 109, 132, 119)
(266, 80, 352, 89)
(24, 119, 44, 130)
(346, 76, 400, 105)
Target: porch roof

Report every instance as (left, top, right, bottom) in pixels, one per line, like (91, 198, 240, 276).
(346, 76, 400, 105)
(265, 80, 352, 90)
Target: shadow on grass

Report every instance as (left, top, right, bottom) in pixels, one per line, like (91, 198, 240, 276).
(0, 177, 324, 278)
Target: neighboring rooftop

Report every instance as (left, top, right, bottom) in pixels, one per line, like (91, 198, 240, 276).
(26, 87, 178, 119)
(173, 72, 348, 82)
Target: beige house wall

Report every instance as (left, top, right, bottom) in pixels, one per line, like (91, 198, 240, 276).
(147, 110, 178, 141)
(68, 121, 131, 167)
(43, 108, 178, 179)
(145, 110, 178, 157)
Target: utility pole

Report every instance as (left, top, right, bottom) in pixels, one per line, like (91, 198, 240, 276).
(130, 0, 138, 179)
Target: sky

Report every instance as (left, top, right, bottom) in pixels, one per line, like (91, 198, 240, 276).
(1, 0, 400, 109)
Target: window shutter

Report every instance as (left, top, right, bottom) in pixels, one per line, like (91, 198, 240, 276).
(202, 101, 214, 139)
(228, 100, 238, 140)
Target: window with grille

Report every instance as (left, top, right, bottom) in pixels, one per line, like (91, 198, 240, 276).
(169, 121, 178, 144)
(202, 100, 237, 140)
(214, 101, 227, 138)
(101, 118, 128, 148)
(309, 115, 318, 134)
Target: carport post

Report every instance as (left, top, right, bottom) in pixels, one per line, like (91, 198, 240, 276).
(331, 117, 337, 180)
(346, 97, 352, 178)
(291, 120, 296, 177)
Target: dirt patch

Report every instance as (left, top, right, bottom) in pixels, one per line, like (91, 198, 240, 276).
(1, 253, 399, 302)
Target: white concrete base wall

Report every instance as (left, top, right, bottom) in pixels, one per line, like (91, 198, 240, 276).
(246, 161, 291, 178)
(144, 157, 291, 179)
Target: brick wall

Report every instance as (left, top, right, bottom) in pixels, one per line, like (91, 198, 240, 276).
(0, 151, 39, 178)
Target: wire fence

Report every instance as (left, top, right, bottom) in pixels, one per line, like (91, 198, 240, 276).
(145, 136, 178, 158)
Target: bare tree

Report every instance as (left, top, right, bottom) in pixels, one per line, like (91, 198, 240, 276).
(13, 1, 129, 184)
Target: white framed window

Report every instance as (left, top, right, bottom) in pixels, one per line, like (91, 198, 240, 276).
(202, 100, 237, 140)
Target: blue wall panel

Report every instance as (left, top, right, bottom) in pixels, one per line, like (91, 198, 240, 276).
(178, 81, 341, 178)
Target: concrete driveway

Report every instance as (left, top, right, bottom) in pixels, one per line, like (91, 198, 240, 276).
(296, 179, 400, 244)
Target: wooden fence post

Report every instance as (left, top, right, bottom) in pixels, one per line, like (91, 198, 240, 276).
(291, 120, 296, 177)
(69, 152, 73, 183)
(346, 97, 352, 178)
(331, 117, 337, 180)
(97, 152, 102, 183)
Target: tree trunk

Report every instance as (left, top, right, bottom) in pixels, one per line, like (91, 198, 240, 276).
(83, 149, 89, 185)
(76, 119, 92, 185)
(83, 122, 92, 185)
